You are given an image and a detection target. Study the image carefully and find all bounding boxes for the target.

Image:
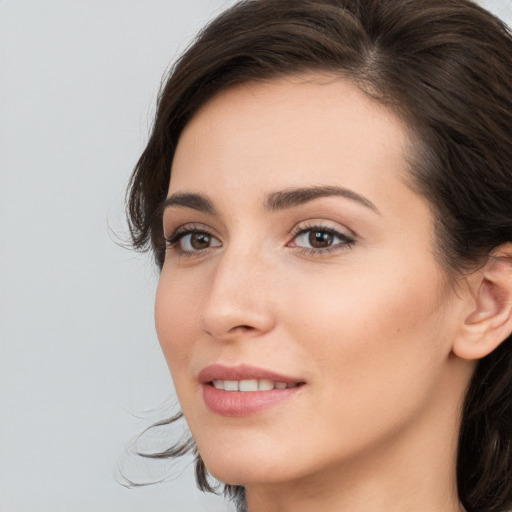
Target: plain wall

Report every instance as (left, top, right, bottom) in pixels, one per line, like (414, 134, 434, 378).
(1, 1, 510, 511)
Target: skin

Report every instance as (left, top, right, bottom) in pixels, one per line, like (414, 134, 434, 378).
(155, 76, 478, 511)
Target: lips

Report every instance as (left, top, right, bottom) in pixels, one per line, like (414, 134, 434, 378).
(198, 363, 303, 384)
(198, 364, 305, 417)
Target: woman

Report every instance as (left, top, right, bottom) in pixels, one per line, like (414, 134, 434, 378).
(126, 1, 512, 511)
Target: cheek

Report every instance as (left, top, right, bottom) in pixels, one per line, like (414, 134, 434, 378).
(289, 259, 445, 342)
(154, 273, 199, 380)
(285, 258, 450, 418)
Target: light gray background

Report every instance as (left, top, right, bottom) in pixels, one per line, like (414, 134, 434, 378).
(1, 1, 510, 511)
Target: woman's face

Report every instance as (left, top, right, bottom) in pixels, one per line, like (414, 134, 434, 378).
(156, 76, 469, 487)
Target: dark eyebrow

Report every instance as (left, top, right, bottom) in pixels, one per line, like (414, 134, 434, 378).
(161, 192, 216, 215)
(161, 185, 380, 218)
(264, 186, 381, 215)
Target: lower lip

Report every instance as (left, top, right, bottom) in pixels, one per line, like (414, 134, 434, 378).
(202, 384, 302, 417)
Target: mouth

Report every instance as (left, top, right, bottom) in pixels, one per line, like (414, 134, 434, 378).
(198, 364, 306, 416)
(198, 363, 306, 388)
(210, 379, 302, 391)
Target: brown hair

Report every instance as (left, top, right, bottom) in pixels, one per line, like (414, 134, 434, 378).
(126, 1, 512, 511)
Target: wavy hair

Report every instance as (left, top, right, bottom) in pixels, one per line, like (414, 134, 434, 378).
(126, 1, 512, 511)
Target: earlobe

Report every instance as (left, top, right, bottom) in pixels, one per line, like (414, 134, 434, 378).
(452, 244, 512, 361)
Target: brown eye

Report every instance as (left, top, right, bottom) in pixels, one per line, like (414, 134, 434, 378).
(175, 230, 222, 253)
(291, 226, 354, 253)
(309, 230, 334, 248)
(189, 232, 212, 250)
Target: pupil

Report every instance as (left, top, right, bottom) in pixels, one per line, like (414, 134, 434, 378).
(191, 233, 210, 249)
(309, 230, 333, 248)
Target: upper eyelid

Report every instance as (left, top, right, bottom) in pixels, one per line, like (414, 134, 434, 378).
(163, 216, 357, 245)
(290, 220, 356, 238)
(164, 222, 217, 240)
(164, 220, 355, 238)
(289, 225, 355, 247)
(292, 223, 347, 234)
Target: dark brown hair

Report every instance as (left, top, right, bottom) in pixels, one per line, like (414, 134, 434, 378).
(126, 1, 512, 511)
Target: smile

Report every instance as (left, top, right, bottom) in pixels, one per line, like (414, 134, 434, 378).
(199, 364, 306, 416)
(211, 379, 300, 391)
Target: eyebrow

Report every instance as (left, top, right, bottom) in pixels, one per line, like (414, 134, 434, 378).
(264, 185, 381, 215)
(161, 185, 380, 216)
(161, 192, 217, 215)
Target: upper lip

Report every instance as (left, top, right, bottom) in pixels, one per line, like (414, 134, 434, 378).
(198, 364, 304, 384)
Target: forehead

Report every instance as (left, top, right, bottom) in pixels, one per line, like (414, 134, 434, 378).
(169, 75, 412, 210)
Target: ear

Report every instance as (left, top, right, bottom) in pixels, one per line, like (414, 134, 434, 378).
(452, 244, 512, 360)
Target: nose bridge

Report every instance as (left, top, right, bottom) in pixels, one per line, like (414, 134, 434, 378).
(201, 238, 275, 338)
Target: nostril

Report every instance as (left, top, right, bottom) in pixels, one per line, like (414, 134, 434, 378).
(229, 325, 255, 332)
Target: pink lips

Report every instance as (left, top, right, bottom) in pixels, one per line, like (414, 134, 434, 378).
(199, 364, 305, 417)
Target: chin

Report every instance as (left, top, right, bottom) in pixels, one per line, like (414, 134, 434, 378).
(197, 437, 304, 486)
(206, 463, 298, 488)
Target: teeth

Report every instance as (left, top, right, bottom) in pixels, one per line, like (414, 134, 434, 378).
(239, 379, 258, 391)
(211, 379, 298, 392)
(224, 380, 239, 391)
(258, 379, 274, 391)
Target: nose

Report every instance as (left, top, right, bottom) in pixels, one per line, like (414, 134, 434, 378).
(200, 244, 276, 341)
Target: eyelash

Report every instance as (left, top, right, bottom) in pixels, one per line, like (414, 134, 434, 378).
(164, 224, 215, 258)
(289, 222, 355, 256)
(164, 222, 355, 258)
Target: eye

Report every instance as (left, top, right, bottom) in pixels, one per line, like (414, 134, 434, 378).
(165, 226, 222, 255)
(289, 225, 354, 253)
